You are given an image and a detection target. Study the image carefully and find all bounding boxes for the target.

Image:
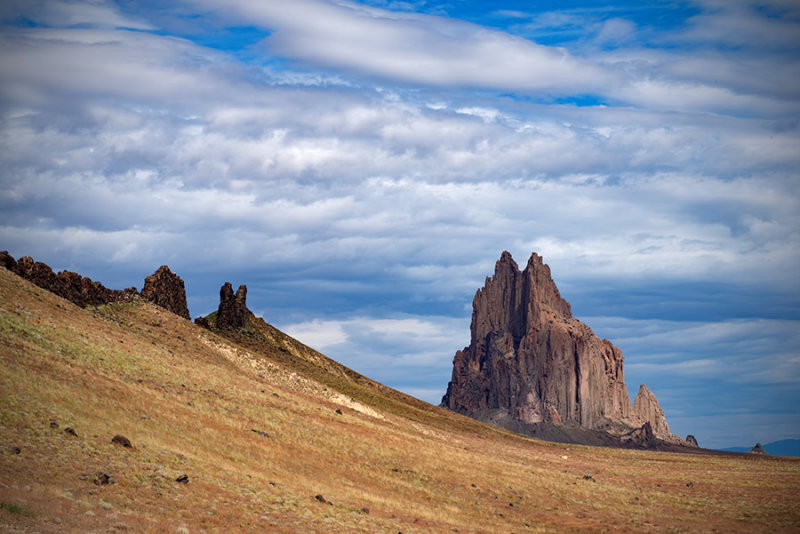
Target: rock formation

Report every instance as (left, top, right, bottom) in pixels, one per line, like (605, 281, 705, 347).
(633, 384, 672, 440)
(685, 435, 699, 447)
(442, 251, 690, 448)
(1, 252, 190, 319)
(749, 442, 767, 454)
(216, 282, 250, 330)
(1, 252, 137, 307)
(141, 266, 190, 319)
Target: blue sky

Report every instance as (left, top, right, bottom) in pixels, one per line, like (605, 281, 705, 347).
(1, 0, 798, 449)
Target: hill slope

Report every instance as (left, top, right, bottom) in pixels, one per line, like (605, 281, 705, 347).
(1, 267, 799, 533)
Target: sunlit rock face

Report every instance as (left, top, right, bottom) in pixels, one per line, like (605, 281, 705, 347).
(442, 251, 636, 431)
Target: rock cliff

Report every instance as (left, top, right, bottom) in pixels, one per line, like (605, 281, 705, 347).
(141, 265, 190, 320)
(442, 251, 690, 447)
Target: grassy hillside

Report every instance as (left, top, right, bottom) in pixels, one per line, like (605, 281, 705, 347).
(1, 267, 798, 533)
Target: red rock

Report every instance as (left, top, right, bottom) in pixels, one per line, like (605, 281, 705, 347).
(141, 266, 190, 319)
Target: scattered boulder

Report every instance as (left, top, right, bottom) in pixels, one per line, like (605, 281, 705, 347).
(176, 474, 189, 483)
(582, 474, 596, 483)
(140, 266, 190, 319)
(314, 494, 332, 505)
(10, 446, 21, 455)
(50, 419, 59, 429)
(685, 435, 699, 447)
(64, 427, 77, 437)
(216, 282, 250, 330)
(94, 472, 114, 485)
(251, 429, 269, 438)
(335, 408, 343, 415)
(111, 435, 133, 448)
(194, 316, 210, 329)
(749, 442, 767, 455)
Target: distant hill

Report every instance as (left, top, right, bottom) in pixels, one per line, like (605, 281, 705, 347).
(721, 439, 800, 457)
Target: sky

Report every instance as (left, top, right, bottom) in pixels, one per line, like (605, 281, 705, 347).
(1, 0, 799, 450)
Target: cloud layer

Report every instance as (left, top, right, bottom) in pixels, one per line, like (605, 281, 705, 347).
(1, 0, 798, 448)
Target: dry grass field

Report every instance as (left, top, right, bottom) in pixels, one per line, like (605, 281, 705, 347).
(1, 266, 798, 533)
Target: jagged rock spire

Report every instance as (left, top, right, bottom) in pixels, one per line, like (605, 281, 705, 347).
(217, 282, 249, 330)
(141, 265, 190, 319)
(442, 251, 634, 431)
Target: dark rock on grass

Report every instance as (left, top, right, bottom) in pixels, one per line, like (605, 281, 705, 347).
(686, 481, 693, 488)
(94, 472, 114, 485)
(175, 474, 189, 483)
(10, 446, 21, 454)
(111, 435, 133, 448)
(583, 474, 596, 482)
(335, 408, 343, 415)
(360, 507, 370, 514)
(314, 494, 332, 505)
(49, 419, 59, 429)
(64, 427, 77, 437)
(251, 429, 269, 438)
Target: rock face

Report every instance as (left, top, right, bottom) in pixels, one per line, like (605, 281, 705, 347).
(442, 251, 635, 432)
(633, 384, 672, 439)
(216, 282, 250, 330)
(686, 434, 699, 447)
(2, 252, 137, 308)
(442, 251, 688, 447)
(141, 266, 190, 319)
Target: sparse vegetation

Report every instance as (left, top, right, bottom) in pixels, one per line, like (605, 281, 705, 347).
(1, 266, 798, 532)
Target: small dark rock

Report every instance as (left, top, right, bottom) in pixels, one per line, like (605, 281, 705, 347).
(64, 427, 77, 437)
(314, 494, 327, 503)
(686, 482, 693, 488)
(94, 472, 113, 485)
(583, 474, 596, 482)
(176, 474, 189, 483)
(111, 435, 133, 448)
(360, 507, 370, 514)
(49, 419, 59, 429)
(251, 429, 269, 438)
(10, 447, 21, 454)
(335, 408, 343, 415)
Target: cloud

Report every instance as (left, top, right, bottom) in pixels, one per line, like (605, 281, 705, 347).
(188, 0, 615, 94)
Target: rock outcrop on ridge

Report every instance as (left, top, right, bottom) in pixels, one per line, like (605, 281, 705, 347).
(0, 251, 190, 319)
(216, 282, 250, 330)
(0, 252, 137, 308)
(141, 265, 191, 320)
(442, 251, 691, 448)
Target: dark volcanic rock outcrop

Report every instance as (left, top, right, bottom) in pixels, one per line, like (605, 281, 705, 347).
(141, 266, 190, 319)
(1, 252, 191, 319)
(2, 252, 137, 307)
(216, 282, 250, 330)
(442, 251, 687, 447)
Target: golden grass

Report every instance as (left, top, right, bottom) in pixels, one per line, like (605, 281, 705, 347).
(1, 266, 798, 533)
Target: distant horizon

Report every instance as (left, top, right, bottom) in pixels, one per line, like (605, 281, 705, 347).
(1, 0, 798, 450)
